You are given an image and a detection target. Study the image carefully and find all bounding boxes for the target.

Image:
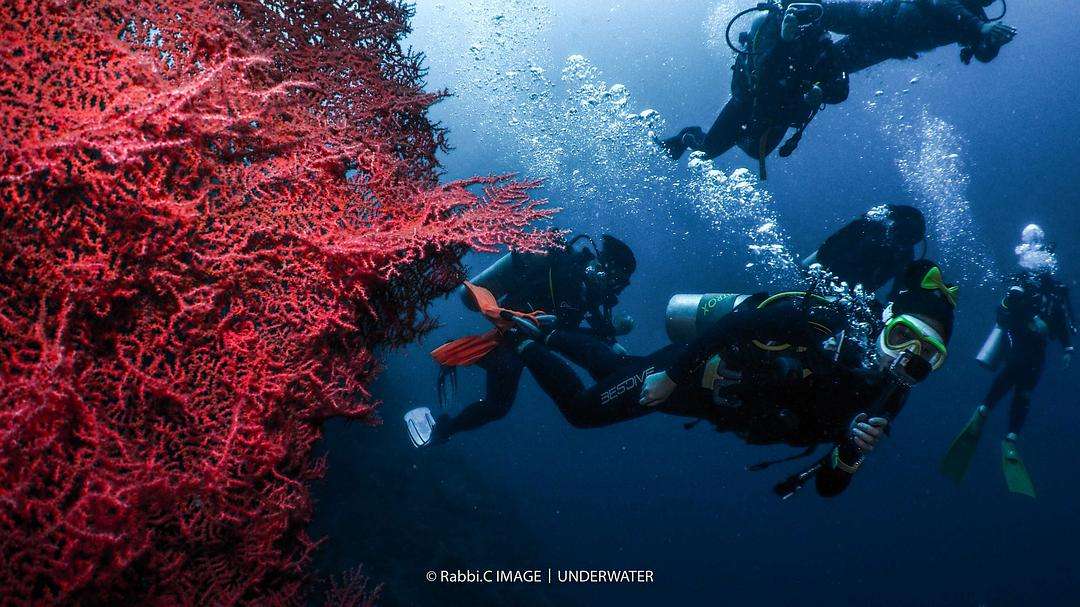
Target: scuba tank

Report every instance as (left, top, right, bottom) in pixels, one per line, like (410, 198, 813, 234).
(461, 253, 514, 311)
(666, 293, 753, 343)
(975, 325, 1006, 371)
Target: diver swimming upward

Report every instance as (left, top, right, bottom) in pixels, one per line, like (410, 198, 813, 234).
(658, 2, 849, 178)
(658, 1, 1015, 177)
(506, 261, 957, 498)
(942, 225, 1075, 498)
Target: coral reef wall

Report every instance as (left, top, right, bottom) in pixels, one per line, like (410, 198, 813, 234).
(0, 1, 554, 604)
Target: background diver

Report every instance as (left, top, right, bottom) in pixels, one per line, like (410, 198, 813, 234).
(820, 0, 1017, 73)
(658, 2, 849, 178)
(941, 224, 1075, 498)
(404, 234, 638, 448)
(804, 204, 927, 296)
(508, 260, 957, 498)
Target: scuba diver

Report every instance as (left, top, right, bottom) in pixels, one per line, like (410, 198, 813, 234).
(942, 225, 1075, 498)
(404, 234, 638, 448)
(509, 260, 957, 498)
(658, 2, 849, 179)
(820, 0, 1017, 73)
(804, 204, 927, 296)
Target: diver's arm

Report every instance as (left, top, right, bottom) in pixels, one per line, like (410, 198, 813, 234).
(817, 381, 908, 497)
(931, 0, 986, 46)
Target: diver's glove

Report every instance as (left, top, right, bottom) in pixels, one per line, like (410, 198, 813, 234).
(639, 371, 677, 407)
(980, 22, 1017, 48)
(850, 412, 889, 453)
(1065, 346, 1073, 369)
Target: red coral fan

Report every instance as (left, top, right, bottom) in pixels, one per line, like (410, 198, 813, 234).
(0, 1, 555, 604)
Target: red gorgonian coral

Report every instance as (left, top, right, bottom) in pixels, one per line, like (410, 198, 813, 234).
(0, 0, 555, 604)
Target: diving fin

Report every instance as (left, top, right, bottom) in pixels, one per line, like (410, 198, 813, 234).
(404, 407, 437, 448)
(1001, 439, 1036, 498)
(940, 407, 987, 484)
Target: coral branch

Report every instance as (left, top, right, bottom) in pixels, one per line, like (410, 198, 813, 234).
(0, 0, 555, 604)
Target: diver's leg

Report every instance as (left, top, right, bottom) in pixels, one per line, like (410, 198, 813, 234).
(832, 35, 898, 74)
(982, 364, 1016, 412)
(518, 341, 683, 429)
(736, 124, 787, 160)
(1007, 353, 1045, 436)
(438, 344, 523, 438)
(820, 0, 882, 36)
(697, 97, 748, 159)
(545, 329, 631, 380)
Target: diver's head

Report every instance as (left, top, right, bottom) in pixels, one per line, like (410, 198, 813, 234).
(780, 2, 823, 41)
(888, 205, 927, 248)
(1016, 223, 1056, 273)
(584, 234, 636, 299)
(1020, 223, 1045, 247)
(877, 260, 957, 375)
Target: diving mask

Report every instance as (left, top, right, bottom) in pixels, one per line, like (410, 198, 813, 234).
(787, 3, 823, 28)
(878, 313, 948, 371)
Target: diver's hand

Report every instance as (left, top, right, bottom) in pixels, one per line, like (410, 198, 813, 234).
(980, 22, 1016, 47)
(639, 371, 676, 407)
(803, 84, 823, 109)
(1065, 348, 1073, 369)
(850, 413, 889, 453)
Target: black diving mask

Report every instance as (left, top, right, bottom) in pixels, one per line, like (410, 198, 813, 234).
(787, 3, 823, 28)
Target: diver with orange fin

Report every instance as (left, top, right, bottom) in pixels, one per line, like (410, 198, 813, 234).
(405, 234, 637, 448)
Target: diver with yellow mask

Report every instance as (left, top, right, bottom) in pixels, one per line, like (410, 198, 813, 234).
(507, 260, 957, 498)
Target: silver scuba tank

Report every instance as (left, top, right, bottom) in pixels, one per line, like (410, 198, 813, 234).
(460, 253, 514, 310)
(666, 293, 752, 343)
(975, 324, 1006, 371)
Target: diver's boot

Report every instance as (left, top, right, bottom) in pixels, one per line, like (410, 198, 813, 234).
(1001, 433, 1036, 498)
(655, 127, 703, 160)
(404, 407, 439, 448)
(940, 405, 988, 484)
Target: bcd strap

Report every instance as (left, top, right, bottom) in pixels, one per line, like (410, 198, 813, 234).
(746, 445, 818, 472)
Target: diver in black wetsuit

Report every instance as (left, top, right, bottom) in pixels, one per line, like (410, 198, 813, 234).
(658, 2, 849, 178)
(804, 204, 927, 295)
(514, 260, 956, 498)
(942, 225, 1074, 496)
(404, 234, 637, 448)
(820, 0, 1017, 73)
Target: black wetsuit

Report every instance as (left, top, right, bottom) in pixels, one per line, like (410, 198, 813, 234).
(519, 296, 904, 498)
(984, 271, 1075, 433)
(439, 245, 628, 439)
(816, 211, 916, 294)
(821, 0, 996, 73)
(665, 14, 848, 166)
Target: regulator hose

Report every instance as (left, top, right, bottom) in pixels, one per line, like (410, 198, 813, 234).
(725, 3, 780, 56)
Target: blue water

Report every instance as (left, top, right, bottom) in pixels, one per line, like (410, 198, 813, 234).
(312, 2, 1080, 604)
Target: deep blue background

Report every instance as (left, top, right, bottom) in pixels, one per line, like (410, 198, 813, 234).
(311, 2, 1080, 605)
